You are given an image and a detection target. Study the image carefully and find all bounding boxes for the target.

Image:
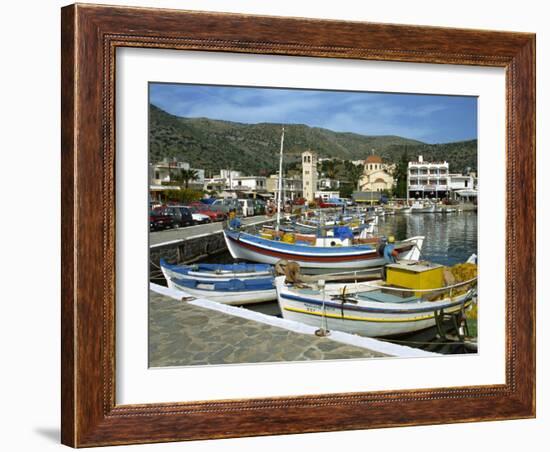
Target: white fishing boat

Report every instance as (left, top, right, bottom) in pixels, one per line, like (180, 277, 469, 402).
(411, 201, 436, 213)
(386, 205, 411, 215)
(160, 260, 276, 304)
(223, 228, 424, 273)
(275, 260, 477, 337)
(167, 277, 277, 305)
(395, 206, 412, 214)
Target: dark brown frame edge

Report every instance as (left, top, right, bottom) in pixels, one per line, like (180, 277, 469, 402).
(61, 3, 536, 447)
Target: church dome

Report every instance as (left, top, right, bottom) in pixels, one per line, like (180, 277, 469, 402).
(365, 155, 383, 164)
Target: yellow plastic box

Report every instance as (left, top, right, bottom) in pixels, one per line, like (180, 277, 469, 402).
(386, 262, 444, 297)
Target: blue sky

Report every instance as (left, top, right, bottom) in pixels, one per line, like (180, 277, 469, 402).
(149, 83, 477, 144)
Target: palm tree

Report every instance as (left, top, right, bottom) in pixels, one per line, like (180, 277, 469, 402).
(323, 160, 337, 179)
(172, 168, 199, 189)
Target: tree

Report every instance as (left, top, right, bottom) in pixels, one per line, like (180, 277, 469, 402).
(162, 188, 203, 204)
(392, 149, 409, 198)
(172, 168, 199, 189)
(338, 161, 364, 199)
(322, 160, 338, 179)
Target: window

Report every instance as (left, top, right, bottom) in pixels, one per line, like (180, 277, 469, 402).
(305, 170, 309, 175)
(465, 181, 469, 187)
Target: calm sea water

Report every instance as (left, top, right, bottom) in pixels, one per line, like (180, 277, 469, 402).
(376, 211, 478, 266)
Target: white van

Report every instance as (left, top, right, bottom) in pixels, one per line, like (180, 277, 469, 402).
(238, 199, 255, 217)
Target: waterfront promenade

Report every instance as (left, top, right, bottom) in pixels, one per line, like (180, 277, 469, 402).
(149, 285, 436, 367)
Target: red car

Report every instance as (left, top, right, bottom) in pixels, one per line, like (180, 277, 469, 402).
(188, 202, 226, 222)
(316, 198, 339, 208)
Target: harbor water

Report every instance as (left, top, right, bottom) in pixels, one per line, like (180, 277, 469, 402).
(376, 211, 478, 266)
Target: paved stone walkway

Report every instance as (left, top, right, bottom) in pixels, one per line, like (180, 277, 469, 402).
(149, 291, 387, 367)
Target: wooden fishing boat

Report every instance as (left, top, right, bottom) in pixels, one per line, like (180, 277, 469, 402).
(275, 260, 476, 337)
(167, 276, 277, 305)
(411, 201, 436, 213)
(159, 259, 273, 282)
(223, 228, 424, 273)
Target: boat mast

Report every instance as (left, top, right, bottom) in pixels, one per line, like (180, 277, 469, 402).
(276, 127, 285, 231)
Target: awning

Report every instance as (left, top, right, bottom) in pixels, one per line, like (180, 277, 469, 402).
(455, 189, 478, 197)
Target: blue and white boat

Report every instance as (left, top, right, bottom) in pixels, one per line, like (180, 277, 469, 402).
(160, 260, 276, 305)
(275, 271, 476, 337)
(223, 229, 424, 273)
(168, 276, 276, 305)
(160, 259, 273, 282)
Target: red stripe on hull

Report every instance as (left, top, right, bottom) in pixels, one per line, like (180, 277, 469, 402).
(228, 235, 412, 263)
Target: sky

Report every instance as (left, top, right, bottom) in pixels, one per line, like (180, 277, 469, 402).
(149, 83, 477, 144)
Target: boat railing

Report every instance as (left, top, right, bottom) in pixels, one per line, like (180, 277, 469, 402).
(364, 276, 477, 293)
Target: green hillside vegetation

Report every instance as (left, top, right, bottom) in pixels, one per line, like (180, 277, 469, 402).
(149, 104, 477, 175)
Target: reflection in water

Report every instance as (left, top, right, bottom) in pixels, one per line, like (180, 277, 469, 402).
(376, 212, 478, 266)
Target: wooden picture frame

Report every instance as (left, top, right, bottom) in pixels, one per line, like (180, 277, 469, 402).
(61, 3, 535, 447)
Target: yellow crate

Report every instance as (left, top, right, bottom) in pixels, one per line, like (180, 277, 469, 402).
(386, 263, 444, 297)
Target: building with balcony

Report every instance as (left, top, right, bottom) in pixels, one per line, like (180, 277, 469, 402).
(149, 157, 205, 188)
(203, 178, 228, 193)
(230, 176, 267, 193)
(266, 175, 303, 201)
(407, 155, 450, 200)
(407, 156, 477, 201)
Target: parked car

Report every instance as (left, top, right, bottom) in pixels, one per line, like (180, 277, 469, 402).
(316, 198, 341, 208)
(183, 205, 211, 225)
(238, 199, 255, 217)
(153, 206, 194, 228)
(188, 202, 226, 222)
(211, 198, 243, 215)
(149, 210, 174, 231)
(169, 206, 195, 227)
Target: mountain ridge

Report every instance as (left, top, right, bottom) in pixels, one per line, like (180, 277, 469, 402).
(149, 104, 477, 175)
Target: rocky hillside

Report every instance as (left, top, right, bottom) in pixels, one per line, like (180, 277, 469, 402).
(149, 104, 477, 174)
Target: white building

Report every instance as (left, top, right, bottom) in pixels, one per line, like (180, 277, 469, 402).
(407, 155, 477, 201)
(219, 169, 242, 180)
(318, 177, 341, 190)
(448, 173, 476, 191)
(407, 155, 450, 200)
(266, 175, 303, 200)
(302, 150, 318, 202)
(203, 177, 227, 192)
(149, 158, 205, 187)
(230, 176, 267, 192)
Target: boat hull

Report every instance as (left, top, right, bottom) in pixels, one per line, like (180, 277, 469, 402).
(275, 277, 473, 337)
(160, 260, 273, 283)
(223, 230, 424, 272)
(166, 278, 276, 305)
